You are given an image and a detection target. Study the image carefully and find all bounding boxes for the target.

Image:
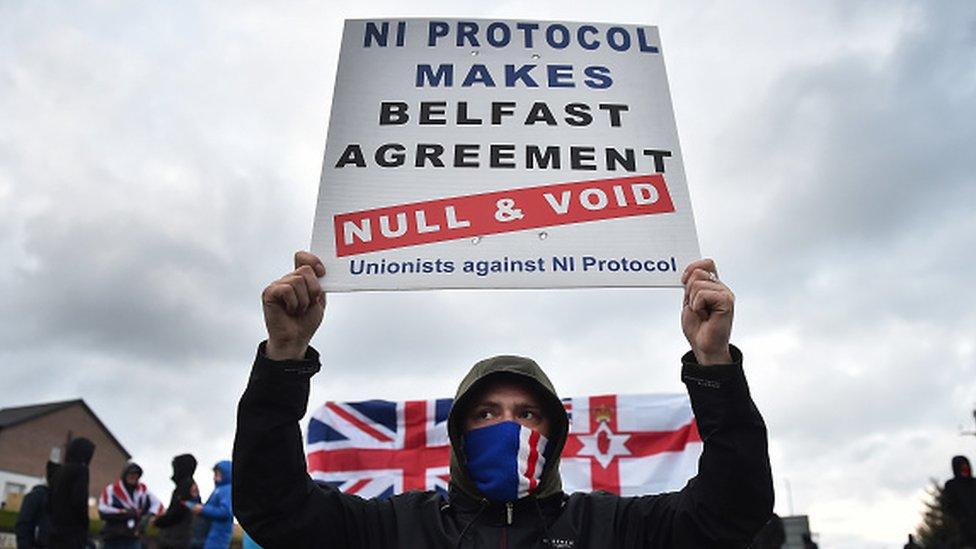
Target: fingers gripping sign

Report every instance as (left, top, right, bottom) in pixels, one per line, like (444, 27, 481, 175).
(680, 258, 734, 365)
(262, 251, 327, 360)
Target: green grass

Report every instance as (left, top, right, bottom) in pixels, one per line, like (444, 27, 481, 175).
(1, 509, 239, 546)
(0, 509, 104, 534)
(0, 509, 16, 532)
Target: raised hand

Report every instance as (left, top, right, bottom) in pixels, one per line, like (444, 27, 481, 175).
(681, 258, 734, 365)
(262, 251, 326, 360)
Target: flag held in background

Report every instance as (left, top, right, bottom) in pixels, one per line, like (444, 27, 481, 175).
(307, 393, 701, 499)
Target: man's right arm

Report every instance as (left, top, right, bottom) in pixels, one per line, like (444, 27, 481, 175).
(234, 343, 400, 548)
(232, 252, 396, 548)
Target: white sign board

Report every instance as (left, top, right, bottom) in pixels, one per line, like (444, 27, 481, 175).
(311, 18, 700, 291)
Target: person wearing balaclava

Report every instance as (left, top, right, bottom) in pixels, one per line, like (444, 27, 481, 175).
(48, 437, 95, 549)
(944, 455, 976, 546)
(97, 461, 163, 549)
(15, 460, 60, 548)
(233, 252, 773, 547)
(154, 454, 201, 549)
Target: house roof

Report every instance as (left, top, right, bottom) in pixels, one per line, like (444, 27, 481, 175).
(0, 399, 131, 459)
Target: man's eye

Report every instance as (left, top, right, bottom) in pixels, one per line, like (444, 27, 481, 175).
(521, 410, 538, 420)
(476, 410, 494, 420)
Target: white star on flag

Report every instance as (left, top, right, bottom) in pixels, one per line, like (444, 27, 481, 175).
(574, 422, 632, 468)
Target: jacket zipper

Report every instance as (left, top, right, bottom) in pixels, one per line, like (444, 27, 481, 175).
(500, 502, 513, 549)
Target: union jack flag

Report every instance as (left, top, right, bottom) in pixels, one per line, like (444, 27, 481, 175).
(306, 394, 702, 499)
(307, 398, 453, 499)
(97, 479, 164, 517)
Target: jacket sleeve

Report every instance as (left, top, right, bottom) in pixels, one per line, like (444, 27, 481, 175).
(199, 488, 233, 521)
(98, 486, 132, 528)
(609, 346, 774, 548)
(232, 342, 398, 549)
(152, 490, 189, 528)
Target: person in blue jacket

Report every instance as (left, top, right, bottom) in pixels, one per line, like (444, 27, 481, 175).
(191, 461, 233, 549)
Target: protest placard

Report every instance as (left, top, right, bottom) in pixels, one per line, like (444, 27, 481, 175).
(310, 18, 700, 291)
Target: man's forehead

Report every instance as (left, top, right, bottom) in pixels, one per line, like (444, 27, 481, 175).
(471, 375, 545, 405)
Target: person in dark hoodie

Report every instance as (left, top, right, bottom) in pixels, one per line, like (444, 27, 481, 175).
(15, 461, 60, 548)
(944, 455, 976, 546)
(154, 454, 201, 549)
(48, 437, 95, 549)
(233, 252, 773, 548)
(190, 461, 233, 549)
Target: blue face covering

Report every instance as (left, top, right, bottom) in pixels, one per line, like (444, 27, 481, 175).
(463, 421, 550, 502)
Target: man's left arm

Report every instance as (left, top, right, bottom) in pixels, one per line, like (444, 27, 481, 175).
(675, 345, 773, 543)
(676, 259, 773, 542)
(609, 259, 773, 547)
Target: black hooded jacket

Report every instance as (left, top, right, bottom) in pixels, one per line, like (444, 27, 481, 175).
(15, 461, 61, 548)
(233, 343, 773, 548)
(49, 437, 95, 549)
(154, 454, 200, 547)
(944, 455, 976, 543)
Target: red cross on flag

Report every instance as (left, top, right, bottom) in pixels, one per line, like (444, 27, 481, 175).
(306, 393, 701, 499)
(306, 399, 453, 499)
(560, 394, 702, 496)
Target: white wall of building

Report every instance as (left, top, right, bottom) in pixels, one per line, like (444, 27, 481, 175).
(0, 468, 43, 508)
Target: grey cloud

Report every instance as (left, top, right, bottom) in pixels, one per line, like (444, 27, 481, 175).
(713, 3, 976, 266)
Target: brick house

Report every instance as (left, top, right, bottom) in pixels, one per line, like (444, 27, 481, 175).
(0, 399, 131, 502)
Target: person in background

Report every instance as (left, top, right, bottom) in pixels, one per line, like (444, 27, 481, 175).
(15, 461, 60, 548)
(48, 437, 95, 549)
(154, 454, 201, 549)
(191, 461, 233, 549)
(97, 462, 163, 549)
(944, 455, 976, 547)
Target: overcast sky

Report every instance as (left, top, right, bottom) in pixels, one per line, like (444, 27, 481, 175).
(2, 1, 975, 547)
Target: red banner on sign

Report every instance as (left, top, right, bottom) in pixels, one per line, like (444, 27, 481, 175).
(333, 174, 675, 257)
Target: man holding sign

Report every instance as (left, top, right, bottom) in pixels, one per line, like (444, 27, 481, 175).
(232, 252, 773, 547)
(234, 17, 771, 547)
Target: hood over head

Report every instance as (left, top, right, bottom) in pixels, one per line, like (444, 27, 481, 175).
(448, 355, 568, 501)
(214, 460, 232, 486)
(65, 437, 95, 466)
(953, 455, 972, 478)
(121, 461, 143, 482)
(172, 453, 197, 482)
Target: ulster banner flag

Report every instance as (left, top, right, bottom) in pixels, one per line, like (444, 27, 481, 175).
(306, 393, 702, 499)
(560, 394, 702, 496)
